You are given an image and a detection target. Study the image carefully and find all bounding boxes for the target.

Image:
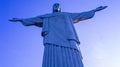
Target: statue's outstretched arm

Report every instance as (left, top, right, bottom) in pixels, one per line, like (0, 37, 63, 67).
(70, 6, 107, 23)
(9, 17, 43, 26)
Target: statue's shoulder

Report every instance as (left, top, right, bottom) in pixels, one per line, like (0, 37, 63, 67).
(37, 13, 54, 18)
(61, 12, 69, 14)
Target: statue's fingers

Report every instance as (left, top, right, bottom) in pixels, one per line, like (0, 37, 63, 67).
(9, 19, 13, 21)
(9, 19, 16, 22)
(101, 6, 107, 10)
(104, 6, 108, 8)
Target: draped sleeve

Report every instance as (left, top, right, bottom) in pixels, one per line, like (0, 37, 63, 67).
(69, 10, 95, 23)
(21, 16, 43, 27)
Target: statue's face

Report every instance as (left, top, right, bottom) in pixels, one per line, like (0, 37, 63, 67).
(53, 3, 61, 12)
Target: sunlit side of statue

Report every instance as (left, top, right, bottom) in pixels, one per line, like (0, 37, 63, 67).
(9, 3, 107, 67)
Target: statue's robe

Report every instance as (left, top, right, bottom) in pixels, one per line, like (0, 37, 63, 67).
(21, 11, 95, 67)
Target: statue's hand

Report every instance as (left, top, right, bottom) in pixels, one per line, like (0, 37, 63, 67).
(9, 18, 22, 22)
(94, 6, 107, 12)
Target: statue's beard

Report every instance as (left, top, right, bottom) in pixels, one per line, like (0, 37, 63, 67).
(53, 9, 61, 12)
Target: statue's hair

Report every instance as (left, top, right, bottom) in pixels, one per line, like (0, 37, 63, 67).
(53, 3, 60, 6)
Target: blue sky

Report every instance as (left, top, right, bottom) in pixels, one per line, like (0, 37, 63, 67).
(0, 0, 120, 67)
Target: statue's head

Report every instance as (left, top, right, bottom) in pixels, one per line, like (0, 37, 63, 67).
(53, 3, 61, 13)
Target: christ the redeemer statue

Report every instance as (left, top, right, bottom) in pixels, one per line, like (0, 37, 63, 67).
(9, 3, 107, 67)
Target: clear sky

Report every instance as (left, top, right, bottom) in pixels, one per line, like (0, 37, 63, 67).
(0, 0, 120, 67)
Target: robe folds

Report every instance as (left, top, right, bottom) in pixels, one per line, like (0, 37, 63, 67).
(21, 10, 95, 67)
